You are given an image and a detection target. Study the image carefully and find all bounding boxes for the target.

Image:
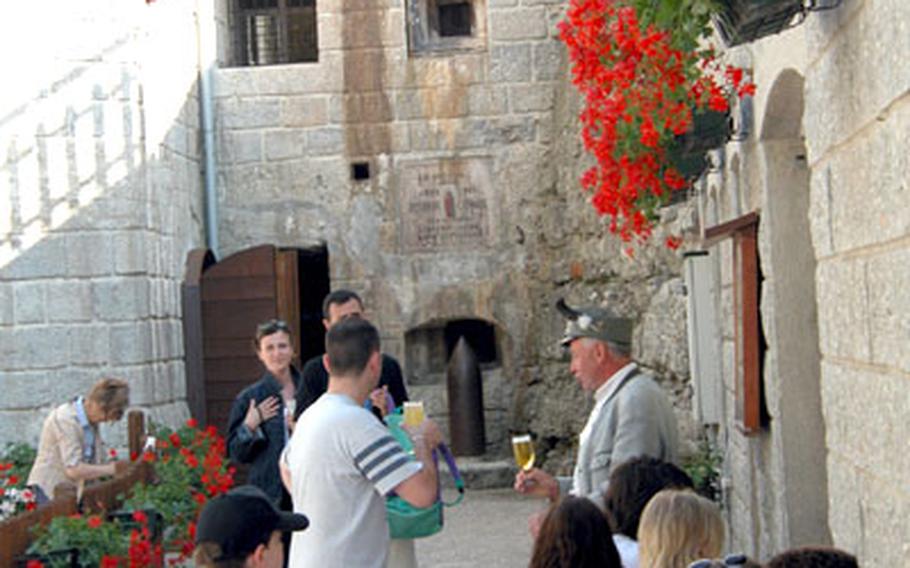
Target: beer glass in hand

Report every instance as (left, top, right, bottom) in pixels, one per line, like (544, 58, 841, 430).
(512, 434, 535, 471)
(403, 401, 425, 427)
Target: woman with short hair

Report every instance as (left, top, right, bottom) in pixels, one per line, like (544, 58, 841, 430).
(227, 320, 301, 504)
(638, 489, 724, 568)
(27, 377, 129, 500)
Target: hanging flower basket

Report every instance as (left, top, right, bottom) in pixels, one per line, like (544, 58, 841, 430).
(712, 0, 806, 46)
(558, 0, 754, 247)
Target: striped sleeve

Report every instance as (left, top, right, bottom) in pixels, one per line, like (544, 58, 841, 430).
(353, 434, 422, 496)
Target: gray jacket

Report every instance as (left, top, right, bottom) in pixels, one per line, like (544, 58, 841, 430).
(558, 367, 679, 504)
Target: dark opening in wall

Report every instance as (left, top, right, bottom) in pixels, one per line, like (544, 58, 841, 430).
(437, 2, 473, 37)
(407, 0, 487, 55)
(351, 162, 371, 181)
(405, 318, 500, 385)
(295, 247, 330, 363)
(444, 319, 497, 363)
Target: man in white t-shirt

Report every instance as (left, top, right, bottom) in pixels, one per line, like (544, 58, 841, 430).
(285, 318, 442, 568)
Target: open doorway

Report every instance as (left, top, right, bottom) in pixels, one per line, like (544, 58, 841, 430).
(294, 246, 330, 364)
(183, 244, 329, 432)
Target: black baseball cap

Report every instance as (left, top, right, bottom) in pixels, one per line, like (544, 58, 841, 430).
(195, 485, 309, 560)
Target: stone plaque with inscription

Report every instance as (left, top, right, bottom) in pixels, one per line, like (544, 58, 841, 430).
(398, 158, 496, 253)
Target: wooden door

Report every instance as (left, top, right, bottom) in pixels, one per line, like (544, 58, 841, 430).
(199, 245, 300, 433)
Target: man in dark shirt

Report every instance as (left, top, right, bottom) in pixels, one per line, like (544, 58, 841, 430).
(293, 290, 408, 421)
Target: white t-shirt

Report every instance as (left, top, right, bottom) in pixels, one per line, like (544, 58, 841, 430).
(613, 533, 639, 568)
(286, 393, 421, 568)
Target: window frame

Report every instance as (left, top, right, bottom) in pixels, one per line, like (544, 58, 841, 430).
(407, 0, 487, 56)
(704, 211, 763, 435)
(233, 0, 318, 67)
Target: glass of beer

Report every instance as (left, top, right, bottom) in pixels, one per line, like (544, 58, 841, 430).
(403, 401, 425, 427)
(512, 434, 535, 471)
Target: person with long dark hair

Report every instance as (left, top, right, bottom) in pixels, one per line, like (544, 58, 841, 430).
(529, 496, 623, 568)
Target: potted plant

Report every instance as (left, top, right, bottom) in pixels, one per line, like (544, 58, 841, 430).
(23, 510, 161, 568)
(123, 419, 234, 560)
(24, 514, 127, 568)
(558, 0, 754, 248)
(0, 446, 39, 522)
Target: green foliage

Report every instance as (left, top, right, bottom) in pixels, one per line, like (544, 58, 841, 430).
(122, 419, 232, 557)
(1, 442, 37, 485)
(682, 438, 722, 502)
(628, 0, 719, 51)
(28, 515, 127, 567)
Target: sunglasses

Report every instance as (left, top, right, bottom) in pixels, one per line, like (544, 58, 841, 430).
(256, 319, 290, 337)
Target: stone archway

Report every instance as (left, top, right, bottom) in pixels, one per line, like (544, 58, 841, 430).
(758, 69, 831, 546)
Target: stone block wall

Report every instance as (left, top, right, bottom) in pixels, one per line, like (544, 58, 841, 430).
(695, 1, 910, 564)
(211, 0, 695, 465)
(210, 0, 564, 456)
(0, 0, 205, 447)
(803, 1, 910, 564)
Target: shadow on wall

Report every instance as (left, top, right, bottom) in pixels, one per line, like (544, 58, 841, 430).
(0, 31, 204, 447)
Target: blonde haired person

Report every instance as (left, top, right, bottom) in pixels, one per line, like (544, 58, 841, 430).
(638, 489, 724, 568)
(27, 378, 129, 500)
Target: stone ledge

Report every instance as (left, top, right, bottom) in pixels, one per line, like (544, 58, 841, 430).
(440, 456, 515, 490)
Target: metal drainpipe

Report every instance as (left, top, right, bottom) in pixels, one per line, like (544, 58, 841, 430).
(198, 0, 219, 258)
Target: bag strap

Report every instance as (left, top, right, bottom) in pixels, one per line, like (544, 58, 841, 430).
(434, 443, 465, 507)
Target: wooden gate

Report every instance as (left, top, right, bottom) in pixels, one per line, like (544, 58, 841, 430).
(184, 245, 300, 433)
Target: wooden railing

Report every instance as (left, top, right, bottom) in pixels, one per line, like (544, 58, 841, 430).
(0, 410, 153, 566)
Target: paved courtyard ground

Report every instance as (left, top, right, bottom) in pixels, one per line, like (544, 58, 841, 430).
(415, 488, 543, 568)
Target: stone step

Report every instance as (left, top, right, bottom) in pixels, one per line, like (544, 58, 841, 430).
(438, 456, 516, 491)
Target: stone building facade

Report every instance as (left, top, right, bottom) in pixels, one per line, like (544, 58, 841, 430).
(0, 1, 205, 444)
(1, 0, 694, 462)
(3, 0, 906, 565)
(683, 1, 910, 565)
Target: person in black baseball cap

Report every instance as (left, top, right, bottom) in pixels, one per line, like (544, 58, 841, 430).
(193, 485, 309, 568)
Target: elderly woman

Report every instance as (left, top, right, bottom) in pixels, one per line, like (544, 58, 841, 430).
(27, 377, 130, 500)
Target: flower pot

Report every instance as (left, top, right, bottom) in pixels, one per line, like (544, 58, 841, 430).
(667, 109, 731, 180)
(16, 547, 79, 567)
(712, 0, 805, 46)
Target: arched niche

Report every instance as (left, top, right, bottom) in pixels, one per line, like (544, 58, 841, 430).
(405, 317, 503, 385)
(759, 69, 831, 547)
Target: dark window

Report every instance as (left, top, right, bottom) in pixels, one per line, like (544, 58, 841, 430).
(235, 0, 317, 66)
(437, 2, 473, 37)
(408, 0, 486, 55)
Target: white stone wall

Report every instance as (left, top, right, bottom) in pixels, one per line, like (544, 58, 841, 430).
(0, 0, 205, 447)
(700, 1, 910, 564)
(804, 0, 910, 564)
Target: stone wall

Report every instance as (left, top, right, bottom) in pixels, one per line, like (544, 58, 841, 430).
(697, 1, 910, 564)
(804, 0, 910, 564)
(0, 0, 205, 447)
(211, 0, 695, 464)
